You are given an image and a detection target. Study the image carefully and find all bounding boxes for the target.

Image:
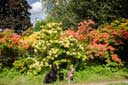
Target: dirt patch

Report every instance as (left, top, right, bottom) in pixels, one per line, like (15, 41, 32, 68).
(57, 80, 128, 85)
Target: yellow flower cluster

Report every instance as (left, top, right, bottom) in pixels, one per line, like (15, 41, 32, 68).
(21, 32, 40, 47)
(48, 48, 59, 56)
(111, 19, 128, 30)
(59, 36, 77, 48)
(28, 57, 43, 71)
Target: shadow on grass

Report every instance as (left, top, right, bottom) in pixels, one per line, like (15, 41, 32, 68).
(0, 82, 7, 85)
(122, 75, 128, 79)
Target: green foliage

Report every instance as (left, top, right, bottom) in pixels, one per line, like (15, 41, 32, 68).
(43, 0, 128, 28)
(33, 20, 44, 31)
(47, 8, 79, 29)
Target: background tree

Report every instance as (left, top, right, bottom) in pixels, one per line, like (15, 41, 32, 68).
(0, 0, 32, 33)
(42, 0, 128, 29)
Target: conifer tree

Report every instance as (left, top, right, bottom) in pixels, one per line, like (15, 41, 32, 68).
(0, 0, 32, 33)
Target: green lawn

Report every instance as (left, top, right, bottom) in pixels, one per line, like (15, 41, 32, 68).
(0, 66, 128, 85)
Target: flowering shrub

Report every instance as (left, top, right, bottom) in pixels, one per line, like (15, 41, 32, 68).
(33, 22, 87, 68)
(12, 19, 128, 74)
(13, 22, 88, 74)
(13, 57, 43, 75)
(86, 19, 128, 66)
(66, 20, 95, 41)
(0, 29, 30, 67)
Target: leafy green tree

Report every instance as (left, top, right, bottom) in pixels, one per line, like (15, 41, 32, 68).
(0, 0, 32, 33)
(42, 0, 128, 29)
(42, 0, 78, 29)
(33, 20, 44, 31)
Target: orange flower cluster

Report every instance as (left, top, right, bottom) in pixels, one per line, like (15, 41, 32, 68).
(0, 29, 30, 49)
(66, 20, 95, 40)
(19, 42, 30, 49)
(11, 33, 21, 44)
(123, 31, 128, 40)
(111, 54, 122, 64)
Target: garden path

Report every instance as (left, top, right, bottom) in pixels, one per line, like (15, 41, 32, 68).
(59, 79, 128, 85)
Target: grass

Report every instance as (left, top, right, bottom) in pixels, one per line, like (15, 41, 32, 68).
(0, 68, 45, 85)
(74, 66, 128, 83)
(0, 66, 128, 85)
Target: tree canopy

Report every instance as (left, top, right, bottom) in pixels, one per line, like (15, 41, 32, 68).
(0, 0, 32, 33)
(42, 0, 128, 29)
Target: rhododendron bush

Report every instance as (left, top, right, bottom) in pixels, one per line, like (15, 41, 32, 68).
(13, 22, 88, 74)
(86, 20, 128, 66)
(1, 19, 128, 74)
(0, 29, 30, 67)
(65, 19, 128, 66)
